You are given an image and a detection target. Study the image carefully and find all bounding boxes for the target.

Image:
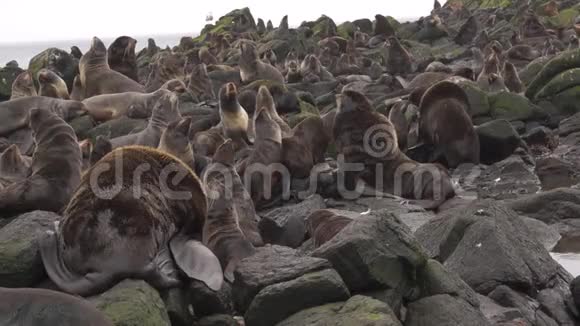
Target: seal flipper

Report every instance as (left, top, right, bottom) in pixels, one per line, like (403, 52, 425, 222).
(142, 245, 181, 290)
(169, 233, 223, 291)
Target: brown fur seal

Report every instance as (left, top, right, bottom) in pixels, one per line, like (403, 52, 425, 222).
(39, 145, 223, 296)
(37, 69, 70, 99)
(300, 54, 334, 82)
(80, 37, 145, 98)
(82, 89, 169, 122)
(192, 126, 226, 157)
(0, 144, 32, 187)
(219, 82, 251, 149)
(454, 15, 479, 46)
(10, 71, 37, 99)
(202, 139, 263, 281)
(305, 210, 352, 248)
(425, 61, 453, 74)
(110, 92, 181, 148)
(70, 46, 83, 60)
(419, 81, 480, 168)
(0, 108, 81, 214)
(254, 85, 292, 137)
(70, 75, 84, 101)
(384, 36, 413, 76)
(108, 36, 138, 81)
(145, 52, 186, 93)
(333, 89, 455, 209)
(199, 46, 218, 65)
(285, 60, 302, 83)
(502, 61, 524, 93)
(0, 97, 87, 137)
(476, 53, 502, 91)
(281, 116, 329, 178)
(0, 287, 113, 326)
(188, 64, 216, 102)
(159, 117, 195, 170)
(569, 35, 579, 50)
(160, 78, 187, 95)
(239, 42, 285, 84)
(261, 49, 278, 66)
(89, 135, 113, 166)
(388, 100, 419, 151)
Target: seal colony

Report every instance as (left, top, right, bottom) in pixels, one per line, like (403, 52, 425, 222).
(1, 3, 580, 325)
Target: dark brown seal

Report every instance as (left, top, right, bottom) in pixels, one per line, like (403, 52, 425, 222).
(239, 42, 285, 84)
(38, 145, 222, 297)
(281, 116, 329, 178)
(188, 63, 216, 102)
(10, 71, 37, 99)
(419, 81, 480, 168)
(199, 46, 218, 65)
(79, 37, 145, 98)
(305, 209, 353, 248)
(145, 51, 186, 92)
(37, 68, 70, 99)
(108, 36, 138, 81)
(0, 108, 82, 214)
(502, 61, 524, 93)
(384, 36, 413, 76)
(0, 287, 113, 326)
(300, 54, 334, 83)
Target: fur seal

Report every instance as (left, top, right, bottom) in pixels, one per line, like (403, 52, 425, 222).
(145, 52, 186, 92)
(0, 108, 82, 214)
(89, 135, 113, 166)
(11, 71, 37, 99)
(476, 53, 502, 91)
(384, 36, 413, 76)
(0, 97, 87, 137)
(82, 89, 169, 122)
(110, 92, 181, 148)
(80, 37, 145, 98)
(219, 82, 251, 149)
(37, 69, 70, 99)
(569, 35, 579, 50)
(388, 100, 419, 152)
(239, 42, 285, 84)
(285, 60, 302, 83)
(192, 126, 226, 157)
(159, 117, 197, 171)
(254, 85, 292, 137)
(70, 75, 85, 101)
(107, 36, 138, 82)
(305, 210, 353, 248)
(281, 116, 329, 178)
(0, 287, 113, 326)
(0, 144, 32, 187)
(261, 49, 278, 66)
(70, 46, 83, 60)
(333, 89, 455, 209)
(160, 78, 187, 95)
(39, 145, 223, 296)
(199, 46, 218, 65)
(300, 54, 334, 82)
(506, 44, 540, 61)
(425, 61, 452, 74)
(202, 139, 262, 281)
(188, 64, 216, 102)
(419, 81, 480, 168)
(502, 61, 524, 93)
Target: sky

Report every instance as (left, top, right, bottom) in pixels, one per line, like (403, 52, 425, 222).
(0, 0, 440, 44)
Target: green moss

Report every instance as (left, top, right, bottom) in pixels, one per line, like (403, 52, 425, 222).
(547, 6, 580, 29)
(526, 48, 580, 99)
(288, 100, 320, 127)
(337, 22, 355, 39)
(536, 68, 580, 99)
(489, 91, 548, 121)
(551, 85, 580, 115)
(365, 313, 385, 321)
(385, 16, 401, 30)
(519, 56, 551, 86)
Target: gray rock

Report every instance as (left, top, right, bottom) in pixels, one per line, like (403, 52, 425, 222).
(473, 155, 540, 200)
(161, 287, 194, 326)
(362, 288, 403, 318)
(189, 280, 234, 317)
(415, 200, 559, 295)
(571, 276, 580, 312)
(0, 211, 60, 287)
(476, 119, 523, 165)
(244, 269, 350, 326)
(417, 259, 480, 308)
(507, 188, 580, 225)
(85, 116, 147, 142)
(477, 294, 525, 324)
(258, 195, 325, 248)
(559, 112, 580, 138)
(537, 288, 576, 326)
(535, 157, 579, 191)
(311, 210, 428, 297)
(233, 245, 331, 312)
(197, 315, 238, 326)
(28, 48, 77, 90)
(488, 285, 540, 324)
(519, 216, 561, 251)
(405, 294, 490, 326)
(90, 280, 171, 326)
(277, 295, 402, 326)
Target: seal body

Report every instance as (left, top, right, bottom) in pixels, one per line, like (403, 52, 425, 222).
(10, 71, 37, 99)
(188, 63, 216, 102)
(159, 117, 196, 170)
(306, 210, 353, 248)
(38, 69, 70, 99)
(107, 36, 138, 81)
(281, 116, 329, 178)
(82, 89, 168, 121)
(0, 144, 32, 187)
(219, 82, 251, 149)
(239, 42, 285, 84)
(39, 145, 222, 296)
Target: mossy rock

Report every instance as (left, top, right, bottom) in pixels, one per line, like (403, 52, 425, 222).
(91, 280, 170, 326)
(546, 5, 580, 29)
(28, 48, 77, 90)
(385, 16, 401, 31)
(85, 117, 147, 143)
(403, 40, 435, 64)
(277, 295, 402, 326)
(462, 0, 513, 9)
(452, 79, 491, 117)
(526, 48, 580, 99)
(69, 115, 96, 141)
(519, 56, 552, 86)
(0, 65, 23, 100)
(312, 15, 338, 39)
(0, 211, 60, 287)
(536, 68, 580, 99)
(550, 85, 580, 115)
(198, 7, 256, 41)
(337, 22, 355, 39)
(489, 91, 548, 121)
(352, 19, 373, 34)
(287, 100, 320, 128)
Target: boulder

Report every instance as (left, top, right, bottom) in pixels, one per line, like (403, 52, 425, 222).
(477, 294, 526, 324)
(536, 68, 580, 99)
(519, 56, 551, 87)
(571, 276, 580, 311)
(91, 280, 171, 326)
(453, 79, 491, 117)
(311, 210, 428, 297)
(476, 119, 523, 165)
(405, 294, 490, 326)
(551, 85, 580, 115)
(537, 288, 577, 325)
(472, 155, 540, 200)
(415, 200, 559, 295)
(519, 216, 561, 251)
(488, 285, 560, 326)
(488, 92, 548, 122)
(417, 259, 480, 308)
(189, 280, 234, 317)
(258, 195, 326, 248)
(69, 115, 96, 141)
(28, 48, 77, 90)
(526, 48, 580, 100)
(244, 269, 350, 326)
(559, 112, 580, 137)
(233, 245, 331, 312)
(535, 157, 579, 190)
(277, 295, 402, 326)
(507, 188, 580, 225)
(0, 211, 60, 287)
(160, 287, 194, 326)
(0, 64, 23, 100)
(197, 315, 239, 326)
(523, 126, 558, 154)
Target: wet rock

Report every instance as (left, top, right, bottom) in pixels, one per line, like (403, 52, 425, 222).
(488, 285, 544, 325)
(258, 195, 326, 248)
(91, 280, 171, 326)
(85, 116, 147, 142)
(523, 126, 558, 155)
(233, 245, 331, 313)
(277, 295, 402, 326)
(507, 188, 580, 225)
(189, 280, 234, 317)
(28, 48, 77, 90)
(244, 269, 350, 326)
(477, 294, 526, 325)
(519, 216, 561, 251)
(311, 209, 428, 296)
(161, 287, 194, 326)
(405, 294, 490, 326)
(0, 211, 60, 287)
(535, 157, 579, 190)
(197, 315, 238, 326)
(571, 276, 580, 311)
(559, 112, 580, 138)
(474, 155, 540, 200)
(0, 64, 23, 100)
(476, 119, 523, 165)
(415, 200, 559, 295)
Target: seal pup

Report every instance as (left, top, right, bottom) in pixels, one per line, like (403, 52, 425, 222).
(239, 42, 285, 84)
(281, 116, 329, 179)
(159, 117, 195, 170)
(0, 287, 113, 326)
(384, 36, 414, 76)
(254, 85, 292, 137)
(10, 71, 37, 99)
(70, 75, 85, 101)
(419, 81, 480, 168)
(568, 35, 579, 50)
(285, 60, 302, 83)
(0, 108, 82, 214)
(502, 61, 524, 93)
(37, 69, 70, 99)
(89, 135, 113, 166)
(108, 36, 138, 81)
(192, 126, 227, 158)
(79, 37, 145, 98)
(188, 63, 216, 102)
(0, 97, 87, 137)
(202, 139, 262, 281)
(425, 61, 452, 74)
(305, 210, 353, 248)
(219, 82, 252, 150)
(110, 92, 181, 148)
(82, 89, 169, 122)
(261, 49, 278, 66)
(39, 145, 223, 296)
(476, 53, 502, 91)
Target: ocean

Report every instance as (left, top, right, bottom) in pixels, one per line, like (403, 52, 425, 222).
(0, 34, 188, 68)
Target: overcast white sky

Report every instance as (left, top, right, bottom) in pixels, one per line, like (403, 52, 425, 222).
(0, 0, 439, 44)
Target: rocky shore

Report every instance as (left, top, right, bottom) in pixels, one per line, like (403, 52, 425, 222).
(1, 0, 580, 325)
